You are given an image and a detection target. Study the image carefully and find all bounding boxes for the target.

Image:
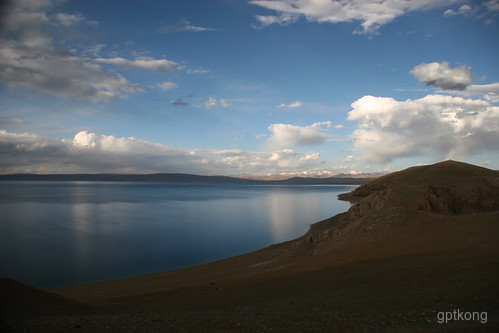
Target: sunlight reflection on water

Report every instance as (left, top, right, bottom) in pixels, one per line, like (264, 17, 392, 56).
(0, 182, 355, 288)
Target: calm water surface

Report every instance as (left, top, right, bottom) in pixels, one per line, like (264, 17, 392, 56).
(0, 181, 355, 288)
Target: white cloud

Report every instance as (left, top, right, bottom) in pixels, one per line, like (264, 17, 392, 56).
(255, 133, 267, 139)
(267, 121, 332, 148)
(153, 81, 178, 91)
(444, 4, 472, 16)
(444, 1, 499, 20)
(2, 0, 54, 47)
(462, 83, 499, 103)
(277, 101, 303, 108)
(84, 43, 106, 57)
(0, 40, 141, 100)
(94, 57, 178, 72)
(0, 2, 181, 100)
(199, 97, 231, 108)
(73, 131, 158, 153)
(342, 155, 355, 162)
(254, 13, 298, 27)
(347, 94, 499, 163)
(54, 13, 85, 26)
(411, 61, 499, 102)
(300, 152, 319, 161)
(250, 0, 461, 33)
(0, 0, 141, 100)
(0, 130, 210, 174)
(187, 69, 210, 74)
(0, 130, 331, 175)
(411, 61, 473, 91)
(208, 148, 323, 174)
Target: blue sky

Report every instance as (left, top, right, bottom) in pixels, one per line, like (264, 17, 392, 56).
(1, 0, 499, 176)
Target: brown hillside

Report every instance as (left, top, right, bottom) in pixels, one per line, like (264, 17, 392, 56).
(339, 159, 499, 214)
(274, 160, 499, 261)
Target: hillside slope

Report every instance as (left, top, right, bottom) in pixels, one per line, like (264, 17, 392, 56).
(297, 160, 499, 260)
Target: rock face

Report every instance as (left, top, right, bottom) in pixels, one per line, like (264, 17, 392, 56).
(416, 183, 499, 214)
(342, 159, 499, 215)
(296, 160, 499, 259)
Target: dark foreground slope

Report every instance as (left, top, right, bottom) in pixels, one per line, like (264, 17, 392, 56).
(3, 160, 499, 332)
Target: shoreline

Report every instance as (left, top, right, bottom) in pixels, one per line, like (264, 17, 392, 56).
(1, 182, 357, 290)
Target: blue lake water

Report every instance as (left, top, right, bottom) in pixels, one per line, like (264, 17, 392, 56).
(0, 181, 355, 288)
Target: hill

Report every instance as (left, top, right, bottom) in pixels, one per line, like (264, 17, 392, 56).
(303, 159, 499, 259)
(3, 160, 499, 332)
(0, 173, 371, 185)
(0, 173, 255, 183)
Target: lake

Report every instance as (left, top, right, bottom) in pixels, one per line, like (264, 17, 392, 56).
(0, 181, 355, 288)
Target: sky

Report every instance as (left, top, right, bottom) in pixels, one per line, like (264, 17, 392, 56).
(1, 0, 499, 177)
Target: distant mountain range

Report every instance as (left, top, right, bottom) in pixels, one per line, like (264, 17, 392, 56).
(0, 173, 373, 185)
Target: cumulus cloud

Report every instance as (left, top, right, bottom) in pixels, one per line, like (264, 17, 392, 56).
(0, 0, 141, 100)
(94, 57, 178, 72)
(411, 61, 499, 102)
(250, 0, 461, 33)
(267, 121, 332, 148)
(0, 130, 74, 173)
(300, 152, 319, 161)
(277, 101, 303, 109)
(0, 130, 329, 175)
(0, 130, 209, 174)
(207, 148, 323, 174)
(411, 61, 473, 90)
(347, 94, 499, 163)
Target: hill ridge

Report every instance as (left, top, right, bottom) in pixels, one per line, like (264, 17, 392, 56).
(0, 172, 371, 184)
(275, 160, 499, 260)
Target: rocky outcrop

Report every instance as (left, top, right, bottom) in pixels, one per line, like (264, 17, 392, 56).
(296, 160, 499, 258)
(342, 160, 499, 215)
(415, 182, 499, 214)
